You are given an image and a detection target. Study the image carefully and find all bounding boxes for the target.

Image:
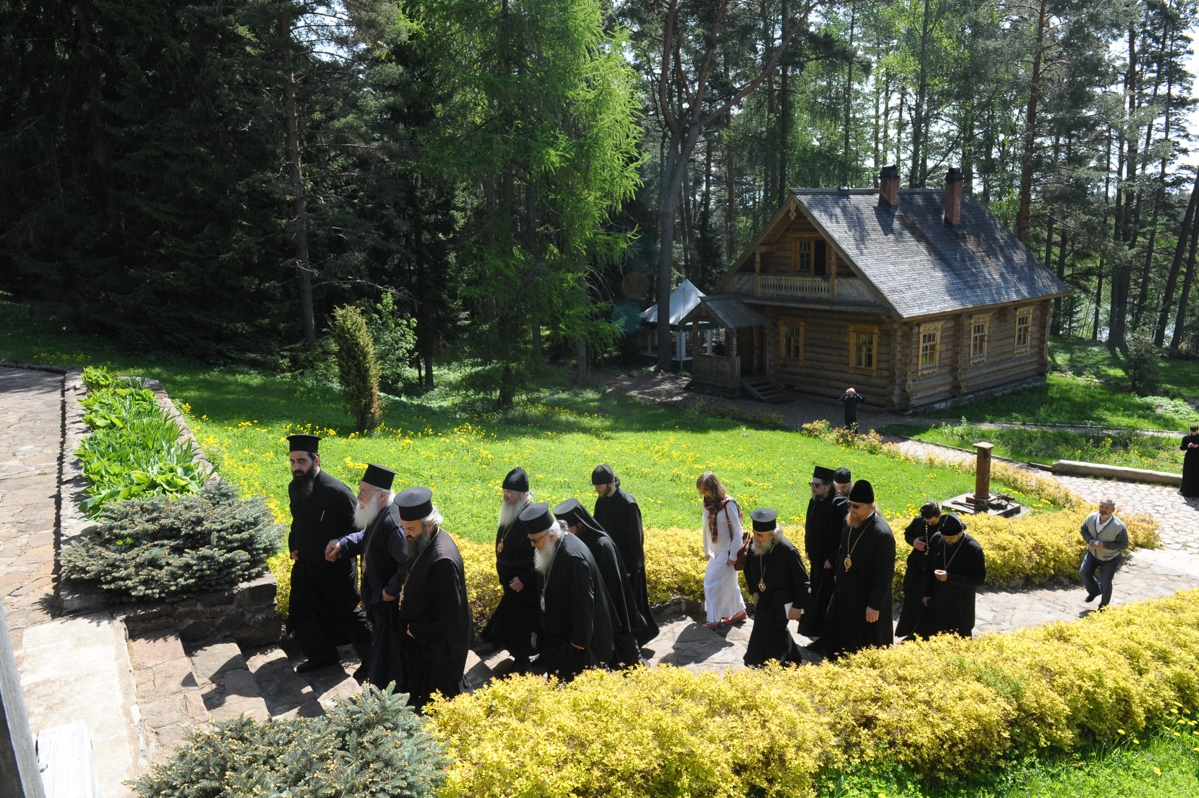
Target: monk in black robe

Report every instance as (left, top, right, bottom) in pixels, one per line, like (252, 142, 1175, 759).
(798, 465, 846, 643)
(523, 503, 615, 681)
(914, 523, 986, 639)
(592, 464, 658, 645)
(555, 498, 644, 668)
(285, 434, 372, 674)
(895, 502, 959, 639)
(1182, 425, 1199, 497)
(742, 509, 810, 667)
(825, 480, 895, 659)
(326, 464, 407, 687)
(481, 467, 539, 669)
(394, 487, 472, 713)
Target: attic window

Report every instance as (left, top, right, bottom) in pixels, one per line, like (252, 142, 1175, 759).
(792, 239, 813, 273)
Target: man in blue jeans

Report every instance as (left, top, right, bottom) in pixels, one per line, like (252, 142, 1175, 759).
(1079, 499, 1128, 609)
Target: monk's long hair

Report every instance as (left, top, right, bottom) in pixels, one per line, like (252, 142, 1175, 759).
(696, 471, 727, 501)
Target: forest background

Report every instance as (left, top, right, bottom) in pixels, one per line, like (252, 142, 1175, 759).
(5, 0, 1199, 403)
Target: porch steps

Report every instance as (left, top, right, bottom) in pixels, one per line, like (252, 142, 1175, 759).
(740, 375, 789, 404)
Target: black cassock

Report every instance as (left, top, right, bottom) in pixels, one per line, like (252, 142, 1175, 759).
(337, 503, 408, 690)
(913, 531, 986, 639)
(288, 470, 372, 662)
(743, 536, 810, 667)
(895, 515, 939, 638)
(572, 523, 643, 667)
(594, 489, 659, 645)
(798, 492, 847, 639)
(481, 513, 539, 660)
(536, 533, 615, 681)
(825, 511, 895, 659)
(396, 527, 472, 713)
(1182, 434, 1199, 497)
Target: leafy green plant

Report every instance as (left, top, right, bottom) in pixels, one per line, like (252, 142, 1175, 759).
(135, 685, 447, 798)
(331, 304, 383, 432)
(368, 292, 420, 394)
(62, 481, 281, 600)
(1124, 332, 1163, 396)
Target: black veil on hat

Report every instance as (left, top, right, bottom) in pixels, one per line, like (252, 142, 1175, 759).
(362, 464, 395, 491)
(848, 480, 875, 504)
(502, 467, 530, 492)
(750, 508, 779, 532)
(288, 434, 320, 454)
(520, 502, 554, 535)
(395, 487, 434, 521)
(553, 498, 607, 537)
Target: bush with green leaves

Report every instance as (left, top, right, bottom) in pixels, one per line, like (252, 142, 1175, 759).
(1124, 333, 1162, 396)
(135, 686, 447, 798)
(331, 303, 383, 432)
(61, 481, 282, 600)
(368, 292, 420, 394)
(76, 380, 209, 515)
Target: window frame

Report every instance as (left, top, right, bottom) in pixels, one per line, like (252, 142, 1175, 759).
(969, 314, 991, 363)
(918, 321, 943, 372)
(791, 237, 815, 274)
(1014, 306, 1033, 352)
(779, 319, 805, 365)
(848, 324, 880, 376)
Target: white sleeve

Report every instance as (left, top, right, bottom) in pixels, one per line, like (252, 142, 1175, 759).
(702, 508, 712, 557)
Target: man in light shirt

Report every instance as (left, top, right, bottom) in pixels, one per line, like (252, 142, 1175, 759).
(1079, 499, 1129, 610)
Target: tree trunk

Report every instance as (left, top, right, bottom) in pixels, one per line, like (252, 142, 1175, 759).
(1015, 0, 1048, 245)
(1171, 200, 1199, 353)
(279, 15, 314, 345)
(1154, 174, 1199, 346)
(658, 134, 688, 371)
(1051, 228, 1068, 336)
(577, 334, 589, 383)
(1092, 268, 1104, 342)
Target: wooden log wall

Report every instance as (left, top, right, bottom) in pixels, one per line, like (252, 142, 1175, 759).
(760, 307, 893, 404)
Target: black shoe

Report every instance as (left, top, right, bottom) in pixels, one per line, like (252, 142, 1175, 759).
(295, 656, 339, 674)
(352, 664, 371, 684)
(1084, 592, 1100, 603)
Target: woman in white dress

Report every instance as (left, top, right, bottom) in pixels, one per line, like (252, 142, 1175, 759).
(697, 471, 748, 629)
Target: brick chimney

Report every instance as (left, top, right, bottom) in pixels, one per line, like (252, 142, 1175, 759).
(878, 165, 899, 208)
(944, 167, 963, 226)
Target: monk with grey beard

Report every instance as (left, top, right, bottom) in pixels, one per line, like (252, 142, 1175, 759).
(481, 467, 540, 670)
(523, 504, 615, 682)
(393, 487, 471, 713)
(742, 509, 810, 667)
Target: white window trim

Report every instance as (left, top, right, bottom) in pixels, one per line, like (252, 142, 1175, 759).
(918, 321, 943, 372)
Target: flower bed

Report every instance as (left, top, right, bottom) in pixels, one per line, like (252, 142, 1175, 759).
(428, 588, 1199, 796)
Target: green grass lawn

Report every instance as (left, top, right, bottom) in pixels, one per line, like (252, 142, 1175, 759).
(819, 718, 1199, 797)
(884, 421, 1186, 472)
(0, 300, 1056, 544)
(916, 337, 1199, 432)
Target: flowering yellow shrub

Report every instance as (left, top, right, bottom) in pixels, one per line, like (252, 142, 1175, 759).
(429, 589, 1199, 796)
(459, 537, 503, 633)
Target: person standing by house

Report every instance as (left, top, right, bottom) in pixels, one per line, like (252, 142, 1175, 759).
(697, 471, 748, 630)
(742, 509, 809, 667)
(285, 434, 373, 676)
(825, 480, 895, 659)
(1079, 499, 1129, 610)
(480, 467, 539, 672)
(324, 464, 406, 687)
(592, 465, 659, 645)
(798, 466, 845, 648)
(914, 518, 986, 638)
(1181, 425, 1199, 497)
(839, 388, 866, 431)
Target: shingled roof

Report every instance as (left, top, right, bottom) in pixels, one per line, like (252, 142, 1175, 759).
(734, 188, 1069, 320)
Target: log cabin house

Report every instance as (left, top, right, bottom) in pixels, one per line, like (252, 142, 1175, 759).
(680, 166, 1070, 411)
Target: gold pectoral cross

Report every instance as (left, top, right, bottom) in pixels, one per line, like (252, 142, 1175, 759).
(496, 541, 504, 554)
(758, 578, 766, 592)
(844, 555, 852, 571)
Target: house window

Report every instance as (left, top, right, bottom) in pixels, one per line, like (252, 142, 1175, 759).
(1015, 307, 1032, 350)
(702, 328, 727, 356)
(793, 239, 813, 273)
(848, 325, 879, 374)
(919, 323, 942, 371)
(970, 315, 990, 362)
(780, 322, 804, 363)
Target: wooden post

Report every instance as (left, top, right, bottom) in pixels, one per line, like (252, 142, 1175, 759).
(973, 442, 993, 514)
(755, 250, 761, 296)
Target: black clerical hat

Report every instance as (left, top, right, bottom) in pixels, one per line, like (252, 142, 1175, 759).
(361, 464, 395, 491)
(812, 466, 835, 482)
(395, 487, 433, 521)
(553, 498, 585, 524)
(520, 502, 554, 534)
(750, 508, 778, 532)
(848, 480, 875, 503)
(833, 467, 852, 484)
(591, 464, 616, 485)
(940, 514, 965, 537)
(288, 434, 320, 454)
(502, 466, 529, 493)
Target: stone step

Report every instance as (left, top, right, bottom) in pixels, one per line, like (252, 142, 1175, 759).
(242, 644, 329, 719)
(126, 628, 207, 766)
(186, 640, 269, 724)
